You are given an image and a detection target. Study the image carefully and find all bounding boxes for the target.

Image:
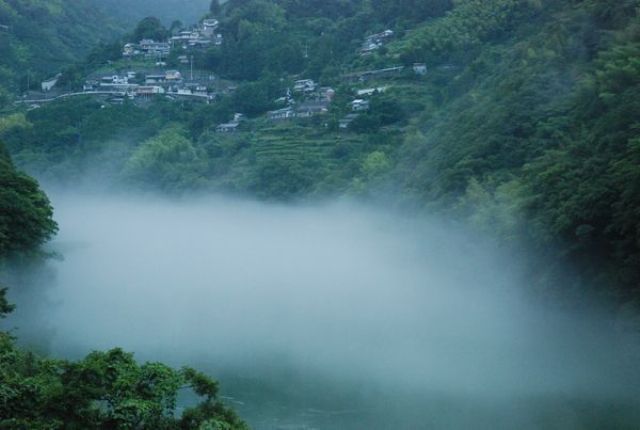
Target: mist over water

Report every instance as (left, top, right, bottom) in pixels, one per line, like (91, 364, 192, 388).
(6, 192, 640, 429)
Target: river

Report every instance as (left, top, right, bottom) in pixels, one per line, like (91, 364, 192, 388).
(5, 192, 640, 429)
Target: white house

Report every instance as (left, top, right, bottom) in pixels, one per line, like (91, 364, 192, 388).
(202, 19, 219, 36)
(139, 39, 170, 57)
(351, 99, 370, 111)
(268, 107, 295, 121)
(136, 86, 165, 96)
(295, 100, 330, 118)
(41, 74, 61, 92)
(216, 122, 240, 133)
(293, 79, 316, 93)
(413, 63, 427, 75)
(165, 70, 182, 81)
(356, 86, 388, 97)
(123, 43, 136, 56)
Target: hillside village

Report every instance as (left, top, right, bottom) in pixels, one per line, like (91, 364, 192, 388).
(16, 14, 428, 135)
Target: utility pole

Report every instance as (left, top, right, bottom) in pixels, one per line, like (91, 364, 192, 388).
(190, 55, 194, 81)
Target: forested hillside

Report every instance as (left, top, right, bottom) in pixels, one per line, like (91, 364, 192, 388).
(88, 0, 211, 26)
(0, 0, 123, 103)
(2, 0, 638, 305)
(390, 0, 640, 301)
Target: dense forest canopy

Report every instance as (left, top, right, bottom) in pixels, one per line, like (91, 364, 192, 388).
(87, 0, 212, 26)
(0, 0, 124, 101)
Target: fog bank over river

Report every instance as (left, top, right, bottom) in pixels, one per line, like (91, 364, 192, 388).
(6, 192, 640, 429)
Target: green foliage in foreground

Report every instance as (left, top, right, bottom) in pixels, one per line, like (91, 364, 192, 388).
(0, 332, 247, 430)
(0, 141, 57, 258)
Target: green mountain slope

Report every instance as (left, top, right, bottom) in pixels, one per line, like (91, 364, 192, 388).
(88, 0, 211, 26)
(0, 0, 123, 100)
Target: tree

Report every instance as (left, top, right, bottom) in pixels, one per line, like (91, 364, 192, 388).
(122, 127, 208, 192)
(170, 19, 184, 33)
(0, 141, 57, 257)
(133, 16, 169, 42)
(0, 287, 15, 318)
(209, 0, 221, 15)
(0, 341, 247, 429)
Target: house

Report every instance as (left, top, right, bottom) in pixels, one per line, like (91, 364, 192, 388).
(360, 29, 394, 55)
(268, 107, 295, 121)
(365, 30, 394, 44)
(139, 39, 170, 57)
(356, 86, 388, 97)
(295, 100, 330, 118)
(216, 122, 240, 133)
(105, 75, 128, 85)
(413, 63, 427, 75)
(145, 74, 166, 85)
(171, 31, 195, 43)
(339, 113, 360, 129)
(165, 70, 182, 81)
(83, 80, 99, 92)
(123, 43, 136, 56)
(293, 79, 316, 93)
(214, 34, 224, 46)
(360, 42, 379, 55)
(189, 37, 211, 48)
(178, 55, 189, 64)
(233, 113, 245, 122)
(194, 85, 208, 95)
(41, 74, 61, 92)
(202, 19, 219, 36)
(136, 86, 165, 96)
(351, 99, 370, 111)
(317, 87, 335, 101)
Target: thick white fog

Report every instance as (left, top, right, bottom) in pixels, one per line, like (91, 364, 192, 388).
(6, 193, 640, 429)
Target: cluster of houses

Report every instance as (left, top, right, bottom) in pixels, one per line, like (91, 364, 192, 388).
(265, 79, 335, 122)
(123, 40, 171, 59)
(123, 19, 223, 60)
(82, 69, 216, 102)
(170, 19, 223, 49)
(360, 29, 394, 55)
